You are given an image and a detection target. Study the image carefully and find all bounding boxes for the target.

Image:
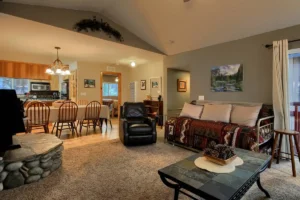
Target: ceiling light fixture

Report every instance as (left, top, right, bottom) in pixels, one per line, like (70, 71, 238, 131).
(130, 61, 136, 67)
(45, 47, 70, 75)
(115, 77, 119, 82)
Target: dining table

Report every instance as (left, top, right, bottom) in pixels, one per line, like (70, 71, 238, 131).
(25, 104, 111, 128)
(46, 105, 110, 122)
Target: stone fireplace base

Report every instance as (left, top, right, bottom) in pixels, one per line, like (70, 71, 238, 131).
(0, 134, 63, 190)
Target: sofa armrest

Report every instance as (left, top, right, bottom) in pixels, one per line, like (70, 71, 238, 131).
(255, 116, 274, 151)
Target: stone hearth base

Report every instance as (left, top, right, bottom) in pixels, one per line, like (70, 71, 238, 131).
(0, 134, 63, 190)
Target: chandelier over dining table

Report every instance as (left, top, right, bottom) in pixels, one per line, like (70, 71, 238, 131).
(46, 47, 70, 75)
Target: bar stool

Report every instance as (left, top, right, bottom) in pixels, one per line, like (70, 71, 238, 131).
(269, 129, 300, 177)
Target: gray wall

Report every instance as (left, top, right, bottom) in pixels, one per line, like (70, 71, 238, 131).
(167, 69, 190, 110)
(164, 24, 300, 104)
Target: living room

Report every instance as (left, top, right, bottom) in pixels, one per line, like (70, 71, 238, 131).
(1, 0, 300, 199)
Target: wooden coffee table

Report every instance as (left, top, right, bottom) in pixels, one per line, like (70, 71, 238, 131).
(158, 148, 271, 200)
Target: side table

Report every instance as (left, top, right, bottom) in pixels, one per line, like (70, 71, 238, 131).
(269, 129, 300, 177)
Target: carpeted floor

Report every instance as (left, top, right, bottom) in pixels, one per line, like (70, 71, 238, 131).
(1, 136, 300, 200)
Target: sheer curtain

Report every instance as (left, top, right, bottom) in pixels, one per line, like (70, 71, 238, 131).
(288, 53, 300, 130)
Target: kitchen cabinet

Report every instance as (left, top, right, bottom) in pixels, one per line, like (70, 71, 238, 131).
(0, 60, 51, 80)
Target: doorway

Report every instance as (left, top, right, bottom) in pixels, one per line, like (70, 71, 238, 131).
(167, 68, 190, 117)
(100, 72, 122, 119)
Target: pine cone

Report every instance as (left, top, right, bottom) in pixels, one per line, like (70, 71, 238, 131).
(208, 141, 217, 149)
(211, 150, 219, 158)
(204, 148, 213, 156)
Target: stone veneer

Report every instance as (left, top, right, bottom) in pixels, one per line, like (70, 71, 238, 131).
(0, 134, 63, 190)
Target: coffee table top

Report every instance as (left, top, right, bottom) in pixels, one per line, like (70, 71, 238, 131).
(158, 148, 271, 200)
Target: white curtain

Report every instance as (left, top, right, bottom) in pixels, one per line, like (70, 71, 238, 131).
(272, 39, 290, 155)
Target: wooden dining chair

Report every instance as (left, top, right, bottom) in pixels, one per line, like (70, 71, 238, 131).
(77, 99, 89, 105)
(103, 99, 114, 118)
(26, 101, 50, 133)
(53, 101, 79, 138)
(79, 101, 102, 135)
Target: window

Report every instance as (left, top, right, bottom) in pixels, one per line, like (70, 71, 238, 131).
(288, 49, 300, 130)
(103, 83, 118, 96)
(0, 78, 13, 90)
(14, 79, 30, 95)
(0, 77, 30, 95)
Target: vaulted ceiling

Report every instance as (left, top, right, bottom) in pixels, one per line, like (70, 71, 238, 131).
(0, 14, 163, 66)
(4, 0, 300, 55)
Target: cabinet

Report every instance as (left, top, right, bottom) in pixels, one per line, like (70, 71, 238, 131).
(0, 60, 51, 80)
(143, 100, 163, 127)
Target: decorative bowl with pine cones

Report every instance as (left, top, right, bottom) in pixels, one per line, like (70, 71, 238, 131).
(203, 141, 237, 166)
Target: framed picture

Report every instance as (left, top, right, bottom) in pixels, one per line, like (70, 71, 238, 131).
(177, 79, 187, 92)
(140, 80, 146, 90)
(211, 64, 243, 92)
(84, 79, 95, 88)
(150, 77, 161, 99)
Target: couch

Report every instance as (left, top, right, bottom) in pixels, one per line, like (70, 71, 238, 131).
(119, 102, 157, 145)
(165, 100, 274, 152)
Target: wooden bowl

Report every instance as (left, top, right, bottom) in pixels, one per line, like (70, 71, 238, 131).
(204, 154, 237, 166)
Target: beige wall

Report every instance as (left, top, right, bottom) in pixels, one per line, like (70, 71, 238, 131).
(0, 2, 161, 54)
(167, 69, 190, 110)
(164, 24, 300, 104)
(77, 62, 131, 103)
(129, 61, 164, 102)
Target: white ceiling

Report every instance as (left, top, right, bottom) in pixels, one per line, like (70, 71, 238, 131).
(0, 14, 163, 66)
(5, 0, 300, 55)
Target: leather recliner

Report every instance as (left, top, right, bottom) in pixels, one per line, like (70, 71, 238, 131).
(119, 102, 157, 145)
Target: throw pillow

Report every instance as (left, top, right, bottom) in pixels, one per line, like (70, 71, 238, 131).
(201, 104, 232, 123)
(231, 105, 262, 127)
(180, 103, 203, 119)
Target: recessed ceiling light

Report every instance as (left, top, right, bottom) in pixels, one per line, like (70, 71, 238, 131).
(130, 61, 136, 67)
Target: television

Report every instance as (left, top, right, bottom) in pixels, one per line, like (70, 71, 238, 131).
(0, 89, 25, 153)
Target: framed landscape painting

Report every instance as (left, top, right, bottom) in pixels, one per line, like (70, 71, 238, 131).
(84, 79, 95, 88)
(150, 77, 161, 98)
(211, 64, 243, 92)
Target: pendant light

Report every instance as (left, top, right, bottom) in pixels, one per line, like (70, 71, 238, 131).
(45, 47, 70, 75)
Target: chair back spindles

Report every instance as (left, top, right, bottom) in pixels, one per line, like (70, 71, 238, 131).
(52, 101, 79, 138)
(58, 101, 78, 123)
(78, 101, 102, 135)
(85, 101, 101, 120)
(26, 101, 50, 133)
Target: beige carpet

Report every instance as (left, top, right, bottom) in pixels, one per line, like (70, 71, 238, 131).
(1, 137, 300, 200)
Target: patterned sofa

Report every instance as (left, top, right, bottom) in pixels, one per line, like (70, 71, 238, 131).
(165, 101, 274, 152)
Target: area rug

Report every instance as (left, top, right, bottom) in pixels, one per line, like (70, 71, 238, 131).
(1, 138, 300, 200)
